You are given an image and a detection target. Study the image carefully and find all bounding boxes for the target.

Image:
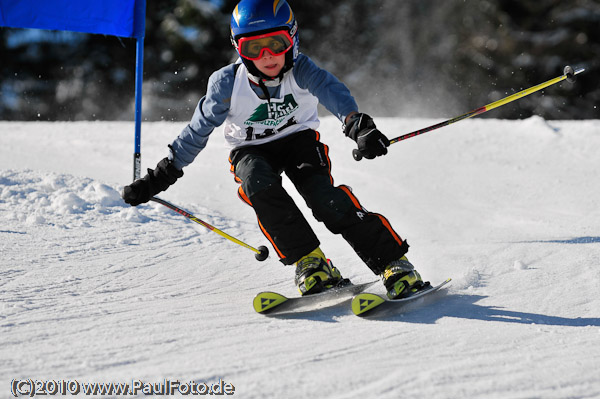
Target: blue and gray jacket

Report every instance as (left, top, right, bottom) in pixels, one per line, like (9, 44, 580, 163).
(169, 53, 359, 170)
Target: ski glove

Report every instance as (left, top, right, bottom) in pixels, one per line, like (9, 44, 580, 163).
(122, 157, 183, 206)
(344, 113, 390, 159)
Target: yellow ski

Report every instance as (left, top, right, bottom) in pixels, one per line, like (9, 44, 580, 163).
(253, 292, 288, 313)
(253, 280, 377, 315)
(352, 278, 452, 317)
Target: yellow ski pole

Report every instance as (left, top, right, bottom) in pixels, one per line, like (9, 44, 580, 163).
(353, 65, 585, 161)
(151, 196, 269, 261)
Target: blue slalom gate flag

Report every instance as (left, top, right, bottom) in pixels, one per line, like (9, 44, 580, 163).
(0, 0, 145, 38)
(1, 0, 147, 180)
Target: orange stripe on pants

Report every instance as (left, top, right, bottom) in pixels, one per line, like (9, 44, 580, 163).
(339, 185, 404, 246)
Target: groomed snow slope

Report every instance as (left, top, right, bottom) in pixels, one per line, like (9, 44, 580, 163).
(1, 118, 599, 398)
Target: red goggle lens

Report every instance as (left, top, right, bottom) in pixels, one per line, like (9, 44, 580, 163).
(237, 30, 293, 60)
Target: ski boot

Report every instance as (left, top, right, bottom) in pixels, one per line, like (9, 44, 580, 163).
(294, 247, 346, 296)
(380, 256, 430, 299)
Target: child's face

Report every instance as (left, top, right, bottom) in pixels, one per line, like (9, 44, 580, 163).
(253, 53, 286, 78)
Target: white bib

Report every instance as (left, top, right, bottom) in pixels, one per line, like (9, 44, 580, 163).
(223, 63, 320, 149)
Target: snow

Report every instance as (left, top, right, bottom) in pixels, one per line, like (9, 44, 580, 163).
(1, 117, 599, 398)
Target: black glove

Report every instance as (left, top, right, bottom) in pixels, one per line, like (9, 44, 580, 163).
(122, 157, 183, 206)
(344, 113, 390, 159)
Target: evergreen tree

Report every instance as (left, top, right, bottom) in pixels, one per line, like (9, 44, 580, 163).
(0, 0, 597, 120)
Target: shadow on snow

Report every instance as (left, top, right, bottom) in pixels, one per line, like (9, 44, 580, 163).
(263, 292, 600, 327)
(518, 236, 600, 244)
(383, 293, 600, 327)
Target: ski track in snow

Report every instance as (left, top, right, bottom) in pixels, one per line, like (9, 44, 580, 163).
(1, 118, 599, 399)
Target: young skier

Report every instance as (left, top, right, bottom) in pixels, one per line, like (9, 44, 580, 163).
(122, 0, 429, 299)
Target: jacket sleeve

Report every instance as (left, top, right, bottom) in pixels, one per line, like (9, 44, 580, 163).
(169, 63, 237, 170)
(293, 53, 358, 123)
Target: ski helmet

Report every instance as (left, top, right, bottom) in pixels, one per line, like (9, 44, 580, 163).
(230, 0, 299, 79)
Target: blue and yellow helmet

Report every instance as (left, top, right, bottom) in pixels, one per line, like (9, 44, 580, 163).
(230, 0, 299, 76)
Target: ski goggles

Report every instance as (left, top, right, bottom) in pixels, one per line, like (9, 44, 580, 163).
(236, 30, 293, 60)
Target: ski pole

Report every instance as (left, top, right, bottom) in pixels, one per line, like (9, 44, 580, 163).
(150, 196, 269, 261)
(353, 65, 585, 161)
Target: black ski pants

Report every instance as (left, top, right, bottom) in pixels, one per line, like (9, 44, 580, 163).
(229, 129, 408, 274)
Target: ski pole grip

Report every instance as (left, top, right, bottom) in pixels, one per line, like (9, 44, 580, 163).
(352, 149, 363, 161)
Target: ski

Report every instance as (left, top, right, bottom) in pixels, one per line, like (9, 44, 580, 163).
(351, 278, 452, 317)
(253, 280, 378, 315)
